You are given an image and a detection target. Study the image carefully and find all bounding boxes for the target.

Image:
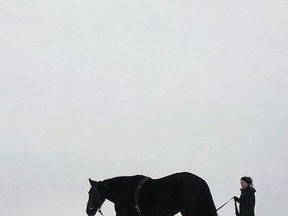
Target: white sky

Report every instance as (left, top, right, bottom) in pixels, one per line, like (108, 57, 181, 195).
(1, 1, 288, 216)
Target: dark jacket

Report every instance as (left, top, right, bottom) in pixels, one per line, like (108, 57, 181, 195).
(235, 186, 256, 216)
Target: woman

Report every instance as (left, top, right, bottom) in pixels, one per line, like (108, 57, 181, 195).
(234, 176, 256, 216)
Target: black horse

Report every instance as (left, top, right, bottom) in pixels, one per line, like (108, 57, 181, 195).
(86, 172, 217, 216)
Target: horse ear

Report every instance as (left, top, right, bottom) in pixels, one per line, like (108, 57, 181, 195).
(89, 178, 96, 186)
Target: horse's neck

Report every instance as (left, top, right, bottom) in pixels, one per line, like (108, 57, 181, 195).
(102, 176, 145, 203)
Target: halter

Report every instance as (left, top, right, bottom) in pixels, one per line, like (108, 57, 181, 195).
(135, 177, 150, 216)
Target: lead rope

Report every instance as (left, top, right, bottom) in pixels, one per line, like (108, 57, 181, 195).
(234, 199, 240, 216)
(216, 197, 234, 211)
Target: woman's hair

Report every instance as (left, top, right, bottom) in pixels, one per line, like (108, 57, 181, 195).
(241, 176, 253, 186)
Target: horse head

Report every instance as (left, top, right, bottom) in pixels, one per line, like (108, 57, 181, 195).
(86, 178, 105, 216)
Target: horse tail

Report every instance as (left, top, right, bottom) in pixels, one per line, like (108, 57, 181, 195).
(198, 179, 218, 216)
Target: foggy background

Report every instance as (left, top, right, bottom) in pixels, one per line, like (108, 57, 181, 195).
(1, 1, 287, 216)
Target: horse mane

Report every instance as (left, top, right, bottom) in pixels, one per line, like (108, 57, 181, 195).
(103, 175, 147, 187)
(101, 175, 147, 202)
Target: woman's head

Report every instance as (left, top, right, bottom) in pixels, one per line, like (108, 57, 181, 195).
(240, 176, 253, 188)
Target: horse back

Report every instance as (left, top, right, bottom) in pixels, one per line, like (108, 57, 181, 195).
(141, 172, 216, 216)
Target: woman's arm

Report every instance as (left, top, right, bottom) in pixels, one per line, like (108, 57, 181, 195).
(234, 196, 240, 203)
